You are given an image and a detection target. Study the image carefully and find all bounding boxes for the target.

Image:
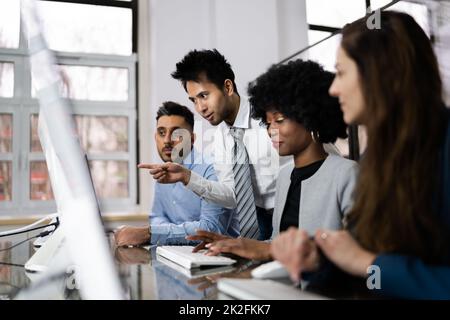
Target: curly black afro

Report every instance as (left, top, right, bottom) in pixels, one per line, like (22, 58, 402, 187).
(248, 59, 347, 143)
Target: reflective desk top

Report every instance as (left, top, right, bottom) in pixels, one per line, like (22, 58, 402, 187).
(0, 229, 266, 300)
(0, 229, 376, 300)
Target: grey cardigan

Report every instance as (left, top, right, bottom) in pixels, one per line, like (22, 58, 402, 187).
(271, 154, 358, 238)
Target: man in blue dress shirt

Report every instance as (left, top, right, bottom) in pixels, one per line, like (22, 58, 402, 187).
(114, 101, 239, 246)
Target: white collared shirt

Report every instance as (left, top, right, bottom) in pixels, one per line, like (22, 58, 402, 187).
(187, 97, 292, 209)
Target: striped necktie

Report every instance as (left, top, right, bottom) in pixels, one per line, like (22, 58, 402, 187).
(230, 127, 259, 239)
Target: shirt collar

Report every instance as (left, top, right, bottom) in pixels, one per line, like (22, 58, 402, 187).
(225, 96, 251, 130)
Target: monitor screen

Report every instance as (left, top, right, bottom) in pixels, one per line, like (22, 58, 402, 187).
(21, 0, 123, 300)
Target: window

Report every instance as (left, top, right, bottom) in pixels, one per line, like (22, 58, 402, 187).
(306, 30, 341, 72)
(304, 0, 368, 72)
(0, 114, 13, 202)
(306, 0, 367, 29)
(31, 65, 130, 101)
(305, 0, 430, 70)
(0, 0, 137, 216)
(0, 1, 20, 49)
(38, 1, 132, 55)
(0, 63, 14, 97)
(371, 0, 430, 35)
(304, 0, 430, 158)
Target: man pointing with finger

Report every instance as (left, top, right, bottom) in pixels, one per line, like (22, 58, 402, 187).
(114, 102, 238, 246)
(140, 49, 289, 241)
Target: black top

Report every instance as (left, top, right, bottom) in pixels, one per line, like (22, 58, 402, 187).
(279, 159, 325, 232)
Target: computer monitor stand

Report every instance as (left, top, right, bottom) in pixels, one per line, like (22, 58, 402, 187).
(18, 228, 71, 300)
(25, 226, 65, 273)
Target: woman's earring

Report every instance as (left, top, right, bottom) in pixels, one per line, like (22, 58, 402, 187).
(310, 131, 319, 143)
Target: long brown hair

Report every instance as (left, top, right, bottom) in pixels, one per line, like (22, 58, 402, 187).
(343, 11, 448, 263)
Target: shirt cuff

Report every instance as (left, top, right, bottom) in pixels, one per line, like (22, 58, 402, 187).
(150, 224, 187, 245)
(186, 170, 206, 196)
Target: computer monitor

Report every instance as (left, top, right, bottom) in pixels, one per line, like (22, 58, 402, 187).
(19, 0, 124, 300)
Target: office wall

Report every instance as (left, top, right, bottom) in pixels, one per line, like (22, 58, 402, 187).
(138, 0, 308, 212)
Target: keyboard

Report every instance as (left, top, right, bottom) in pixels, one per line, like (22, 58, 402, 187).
(156, 245, 236, 269)
(156, 254, 236, 278)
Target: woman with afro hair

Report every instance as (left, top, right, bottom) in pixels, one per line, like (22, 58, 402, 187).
(187, 59, 358, 261)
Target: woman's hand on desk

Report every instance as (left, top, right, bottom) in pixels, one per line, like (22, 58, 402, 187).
(114, 225, 150, 247)
(205, 238, 272, 261)
(314, 229, 376, 277)
(271, 227, 320, 283)
(185, 230, 230, 252)
(138, 162, 191, 185)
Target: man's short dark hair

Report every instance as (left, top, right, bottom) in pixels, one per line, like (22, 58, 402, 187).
(171, 49, 239, 94)
(249, 59, 347, 144)
(156, 101, 194, 130)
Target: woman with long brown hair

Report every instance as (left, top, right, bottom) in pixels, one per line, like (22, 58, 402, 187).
(271, 11, 450, 299)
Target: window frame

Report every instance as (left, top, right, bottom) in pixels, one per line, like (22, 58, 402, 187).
(0, 0, 138, 216)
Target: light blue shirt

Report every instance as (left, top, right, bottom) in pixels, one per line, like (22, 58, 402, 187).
(150, 149, 239, 245)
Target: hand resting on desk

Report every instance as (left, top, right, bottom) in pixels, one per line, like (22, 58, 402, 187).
(114, 225, 150, 247)
(115, 246, 151, 265)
